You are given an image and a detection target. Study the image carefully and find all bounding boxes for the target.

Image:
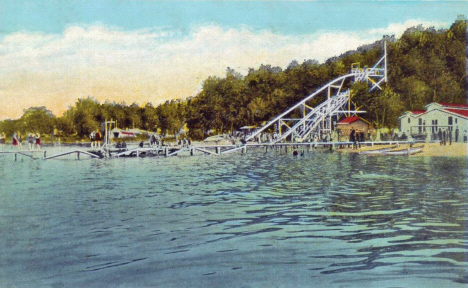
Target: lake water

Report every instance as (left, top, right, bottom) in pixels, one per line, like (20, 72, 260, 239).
(1, 148, 467, 287)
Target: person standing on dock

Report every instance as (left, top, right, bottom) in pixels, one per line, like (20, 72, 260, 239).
(89, 131, 96, 149)
(35, 133, 41, 150)
(12, 132, 21, 150)
(438, 129, 443, 145)
(95, 130, 102, 148)
(350, 129, 357, 149)
(27, 133, 35, 150)
(0, 132, 5, 151)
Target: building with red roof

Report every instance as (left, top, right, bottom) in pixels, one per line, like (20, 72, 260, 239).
(336, 116, 372, 139)
(399, 102, 468, 142)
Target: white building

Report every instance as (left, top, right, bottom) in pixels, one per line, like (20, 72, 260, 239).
(399, 102, 468, 142)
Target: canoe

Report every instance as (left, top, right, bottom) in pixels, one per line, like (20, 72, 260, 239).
(382, 146, 424, 155)
(359, 146, 396, 155)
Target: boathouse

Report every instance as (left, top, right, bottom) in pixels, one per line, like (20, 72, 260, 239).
(336, 116, 372, 138)
(398, 102, 468, 142)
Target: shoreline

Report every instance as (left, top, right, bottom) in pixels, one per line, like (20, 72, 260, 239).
(339, 142, 467, 157)
(1, 141, 466, 158)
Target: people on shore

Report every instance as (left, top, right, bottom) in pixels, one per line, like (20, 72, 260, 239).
(350, 129, 357, 149)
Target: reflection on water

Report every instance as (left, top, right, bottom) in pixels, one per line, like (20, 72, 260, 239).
(0, 150, 467, 287)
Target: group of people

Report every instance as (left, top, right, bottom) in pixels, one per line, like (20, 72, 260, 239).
(8, 132, 41, 151)
(349, 129, 366, 149)
(436, 128, 453, 146)
(89, 130, 102, 149)
(177, 137, 191, 148)
(26, 133, 41, 150)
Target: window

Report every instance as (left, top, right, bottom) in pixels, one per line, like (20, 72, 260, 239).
(448, 116, 453, 125)
(418, 118, 422, 133)
(408, 118, 411, 124)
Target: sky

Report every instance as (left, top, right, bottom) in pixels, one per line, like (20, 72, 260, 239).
(0, 0, 466, 120)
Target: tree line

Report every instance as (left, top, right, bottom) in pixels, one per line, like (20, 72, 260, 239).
(0, 20, 465, 141)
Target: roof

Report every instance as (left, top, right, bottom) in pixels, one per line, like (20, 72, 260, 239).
(446, 109, 468, 118)
(337, 116, 361, 124)
(439, 102, 468, 109)
(411, 110, 426, 115)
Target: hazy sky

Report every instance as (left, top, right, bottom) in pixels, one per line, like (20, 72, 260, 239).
(0, 0, 465, 119)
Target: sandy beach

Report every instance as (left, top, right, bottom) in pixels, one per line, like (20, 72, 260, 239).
(345, 142, 468, 157)
(410, 143, 467, 157)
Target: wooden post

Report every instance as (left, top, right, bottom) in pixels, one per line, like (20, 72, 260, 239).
(265, 146, 268, 153)
(165, 148, 168, 157)
(43, 151, 47, 159)
(190, 148, 194, 156)
(137, 149, 140, 157)
(216, 147, 220, 154)
(14, 153, 17, 161)
(242, 146, 246, 154)
(75, 151, 80, 160)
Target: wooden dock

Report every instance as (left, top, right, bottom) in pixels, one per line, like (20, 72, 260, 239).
(0, 140, 421, 161)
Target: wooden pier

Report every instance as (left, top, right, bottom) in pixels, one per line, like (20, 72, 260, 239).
(0, 140, 421, 161)
(43, 150, 101, 160)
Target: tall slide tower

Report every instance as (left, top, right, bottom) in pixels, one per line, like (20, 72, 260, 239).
(246, 44, 388, 144)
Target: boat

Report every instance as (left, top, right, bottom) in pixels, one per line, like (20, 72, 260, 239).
(359, 146, 396, 155)
(382, 145, 424, 155)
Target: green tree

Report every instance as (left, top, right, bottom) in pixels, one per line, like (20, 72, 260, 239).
(19, 107, 56, 135)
